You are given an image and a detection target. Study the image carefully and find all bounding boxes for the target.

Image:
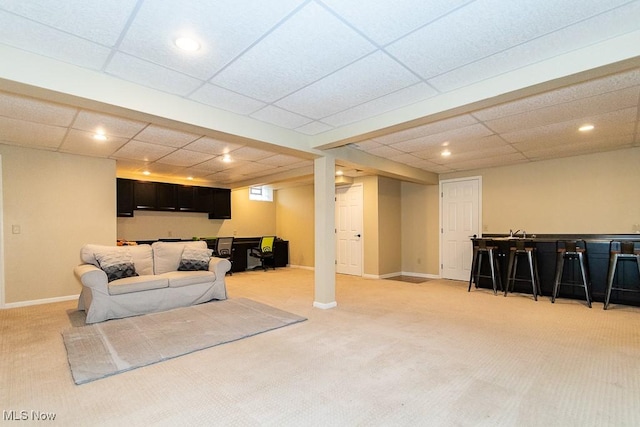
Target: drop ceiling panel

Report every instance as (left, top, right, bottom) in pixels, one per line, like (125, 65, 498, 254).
(155, 149, 215, 167)
(524, 139, 633, 161)
(444, 153, 528, 171)
(251, 106, 313, 129)
(0, 11, 112, 69)
(409, 135, 508, 160)
(372, 115, 479, 145)
(0, 0, 138, 45)
(230, 146, 281, 162)
(105, 53, 204, 96)
(0, 92, 77, 126)
(322, 82, 438, 128)
(276, 51, 421, 119)
(323, 0, 472, 45)
(134, 125, 200, 147)
(59, 129, 128, 157)
(184, 137, 244, 155)
(110, 140, 175, 162)
(428, 2, 640, 92)
(72, 111, 147, 138)
(210, 2, 376, 102)
(0, 116, 66, 148)
(189, 83, 266, 115)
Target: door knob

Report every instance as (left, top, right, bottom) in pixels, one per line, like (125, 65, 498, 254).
(355, 234, 361, 238)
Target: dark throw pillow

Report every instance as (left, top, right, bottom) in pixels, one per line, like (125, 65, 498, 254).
(178, 247, 212, 271)
(94, 250, 139, 282)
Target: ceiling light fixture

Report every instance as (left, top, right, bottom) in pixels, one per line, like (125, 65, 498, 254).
(142, 170, 151, 176)
(441, 149, 451, 157)
(336, 170, 344, 176)
(92, 130, 107, 141)
(579, 124, 595, 132)
(222, 154, 232, 163)
(175, 36, 201, 52)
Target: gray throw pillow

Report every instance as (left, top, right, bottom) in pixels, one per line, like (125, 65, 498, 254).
(95, 249, 139, 282)
(178, 247, 212, 271)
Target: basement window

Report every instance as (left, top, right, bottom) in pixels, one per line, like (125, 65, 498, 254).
(249, 186, 273, 202)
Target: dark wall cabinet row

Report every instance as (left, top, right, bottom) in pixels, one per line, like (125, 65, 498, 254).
(117, 178, 231, 219)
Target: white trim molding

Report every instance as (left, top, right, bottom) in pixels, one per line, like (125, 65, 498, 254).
(2, 294, 79, 309)
(313, 301, 337, 309)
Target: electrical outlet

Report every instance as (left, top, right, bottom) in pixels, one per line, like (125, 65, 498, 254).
(12, 224, 21, 234)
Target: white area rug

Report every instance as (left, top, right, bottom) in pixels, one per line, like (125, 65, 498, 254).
(62, 298, 306, 384)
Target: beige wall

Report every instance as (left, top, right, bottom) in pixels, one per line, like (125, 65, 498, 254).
(441, 147, 640, 235)
(275, 184, 314, 267)
(401, 182, 440, 276)
(1, 145, 116, 304)
(116, 187, 277, 241)
(377, 177, 402, 276)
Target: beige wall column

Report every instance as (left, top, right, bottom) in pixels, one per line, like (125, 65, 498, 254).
(313, 155, 337, 309)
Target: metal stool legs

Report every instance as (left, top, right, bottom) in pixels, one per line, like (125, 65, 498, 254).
(604, 241, 640, 310)
(504, 241, 540, 301)
(468, 240, 502, 295)
(552, 241, 591, 308)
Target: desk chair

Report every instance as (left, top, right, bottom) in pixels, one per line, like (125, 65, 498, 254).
(249, 236, 276, 271)
(214, 237, 234, 275)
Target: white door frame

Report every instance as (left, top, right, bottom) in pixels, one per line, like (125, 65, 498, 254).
(335, 183, 363, 276)
(439, 176, 482, 279)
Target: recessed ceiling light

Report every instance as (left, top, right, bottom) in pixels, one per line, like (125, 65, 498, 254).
(336, 170, 344, 176)
(93, 130, 107, 141)
(222, 154, 232, 163)
(579, 124, 595, 132)
(142, 170, 151, 176)
(441, 149, 451, 157)
(441, 141, 450, 147)
(175, 36, 200, 52)
(187, 176, 194, 181)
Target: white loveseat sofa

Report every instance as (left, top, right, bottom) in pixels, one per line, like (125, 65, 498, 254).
(74, 241, 231, 324)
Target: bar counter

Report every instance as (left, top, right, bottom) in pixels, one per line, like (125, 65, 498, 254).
(471, 234, 640, 307)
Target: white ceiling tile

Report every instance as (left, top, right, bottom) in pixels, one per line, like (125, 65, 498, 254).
(184, 137, 244, 155)
(134, 125, 200, 148)
(474, 69, 640, 121)
(251, 106, 312, 129)
(485, 88, 640, 134)
(259, 154, 308, 167)
(0, 11, 111, 70)
(387, 0, 631, 79)
(156, 149, 215, 167)
(372, 115, 479, 145)
(110, 141, 175, 162)
(428, 2, 640, 92)
(72, 111, 147, 138)
(106, 53, 204, 96)
(350, 140, 383, 151)
(59, 129, 128, 157)
(0, 0, 138, 45)
(323, 0, 473, 45)
(388, 123, 494, 153)
(0, 116, 66, 148)
(229, 146, 279, 162)
(188, 156, 228, 173)
(524, 139, 633, 161)
(367, 145, 405, 158)
(296, 121, 334, 135)
(423, 144, 518, 163)
(0, 92, 77, 126)
(322, 83, 438, 128)
(119, 0, 303, 80)
(211, 2, 376, 102)
(410, 135, 508, 159)
(276, 51, 420, 119)
(444, 153, 528, 171)
(189, 83, 265, 115)
(514, 132, 635, 153)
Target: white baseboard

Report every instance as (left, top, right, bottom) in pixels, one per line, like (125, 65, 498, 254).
(289, 264, 315, 271)
(313, 301, 337, 309)
(401, 272, 441, 279)
(1, 294, 79, 309)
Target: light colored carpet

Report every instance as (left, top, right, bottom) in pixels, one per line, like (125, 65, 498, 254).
(62, 298, 306, 384)
(2, 268, 640, 426)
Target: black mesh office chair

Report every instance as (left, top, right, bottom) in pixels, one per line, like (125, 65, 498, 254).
(249, 236, 276, 271)
(214, 237, 234, 275)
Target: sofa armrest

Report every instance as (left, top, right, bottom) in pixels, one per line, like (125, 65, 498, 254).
(209, 257, 231, 278)
(73, 264, 109, 294)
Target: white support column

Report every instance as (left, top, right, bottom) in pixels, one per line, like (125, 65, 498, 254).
(313, 155, 337, 309)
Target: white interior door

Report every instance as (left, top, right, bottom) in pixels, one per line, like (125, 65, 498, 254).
(441, 178, 481, 281)
(336, 185, 363, 276)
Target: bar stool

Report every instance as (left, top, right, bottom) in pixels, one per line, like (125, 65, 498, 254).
(552, 240, 591, 307)
(604, 240, 640, 310)
(468, 238, 502, 295)
(504, 239, 540, 300)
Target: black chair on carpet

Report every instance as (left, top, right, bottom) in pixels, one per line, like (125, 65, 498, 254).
(214, 237, 234, 275)
(249, 236, 276, 271)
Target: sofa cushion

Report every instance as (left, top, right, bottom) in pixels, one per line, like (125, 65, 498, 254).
(152, 241, 208, 274)
(159, 271, 215, 288)
(81, 244, 153, 276)
(178, 247, 212, 271)
(94, 249, 139, 282)
(107, 275, 169, 295)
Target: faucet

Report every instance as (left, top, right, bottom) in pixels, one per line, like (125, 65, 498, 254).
(510, 229, 520, 238)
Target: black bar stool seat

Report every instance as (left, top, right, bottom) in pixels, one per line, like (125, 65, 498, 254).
(468, 238, 502, 295)
(552, 240, 591, 308)
(504, 239, 540, 301)
(604, 240, 640, 310)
